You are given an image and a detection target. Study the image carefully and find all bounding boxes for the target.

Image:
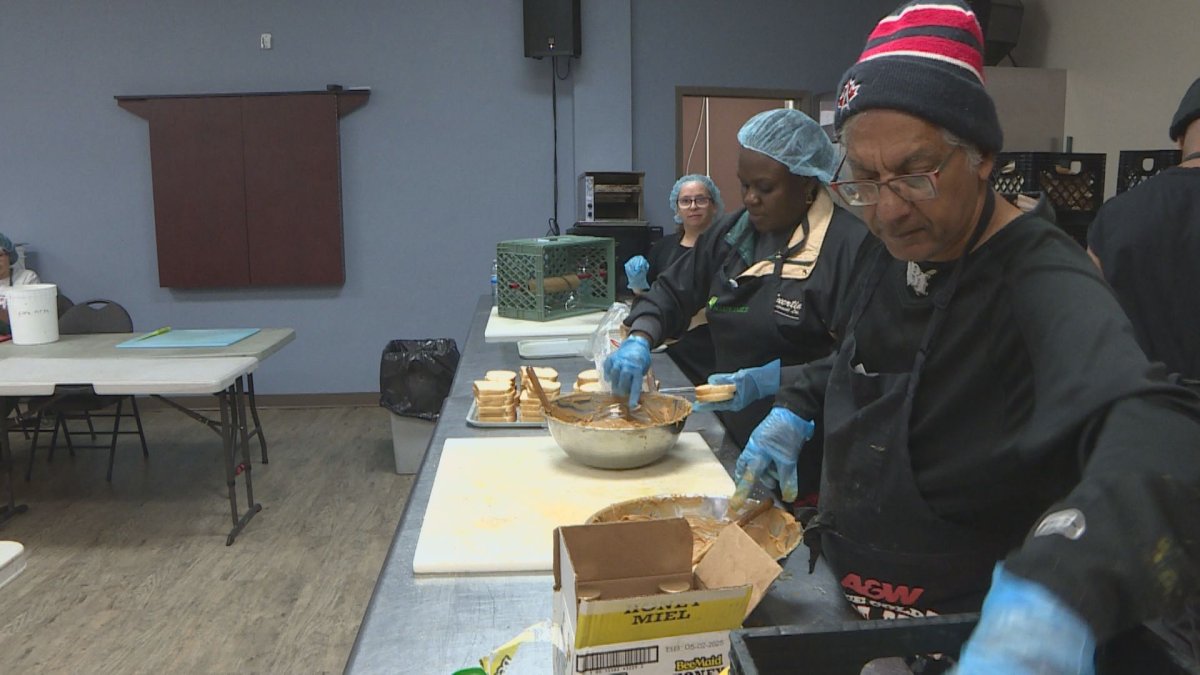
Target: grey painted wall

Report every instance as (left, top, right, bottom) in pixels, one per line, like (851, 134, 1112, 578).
(631, 0, 896, 231)
(1, 0, 895, 394)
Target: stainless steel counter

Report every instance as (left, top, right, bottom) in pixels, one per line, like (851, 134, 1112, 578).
(345, 297, 855, 674)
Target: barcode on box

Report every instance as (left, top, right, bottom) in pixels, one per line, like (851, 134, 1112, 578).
(576, 645, 659, 671)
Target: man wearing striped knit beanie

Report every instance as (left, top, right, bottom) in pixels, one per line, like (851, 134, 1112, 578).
(750, 1, 1200, 673)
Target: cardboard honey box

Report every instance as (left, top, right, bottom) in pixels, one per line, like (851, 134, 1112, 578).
(552, 517, 782, 675)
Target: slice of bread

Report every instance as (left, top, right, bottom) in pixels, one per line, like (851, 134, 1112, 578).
(520, 366, 559, 382)
(476, 402, 517, 415)
(476, 392, 516, 406)
(695, 383, 737, 403)
(473, 380, 514, 397)
(575, 368, 599, 384)
(484, 370, 518, 384)
(477, 412, 517, 423)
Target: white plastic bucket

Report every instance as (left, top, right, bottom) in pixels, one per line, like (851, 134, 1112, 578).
(4, 283, 59, 345)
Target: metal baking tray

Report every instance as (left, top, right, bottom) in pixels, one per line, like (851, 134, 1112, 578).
(465, 400, 547, 429)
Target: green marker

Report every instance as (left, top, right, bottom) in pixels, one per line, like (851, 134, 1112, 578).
(137, 326, 172, 341)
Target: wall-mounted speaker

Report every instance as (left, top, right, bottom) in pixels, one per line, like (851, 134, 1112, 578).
(523, 0, 581, 59)
(968, 0, 1024, 66)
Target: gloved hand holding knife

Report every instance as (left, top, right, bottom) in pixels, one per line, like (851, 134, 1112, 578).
(731, 406, 815, 508)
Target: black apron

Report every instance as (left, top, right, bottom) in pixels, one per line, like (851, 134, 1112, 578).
(665, 323, 716, 386)
(652, 234, 718, 385)
(808, 191, 1011, 619)
(705, 216, 827, 464)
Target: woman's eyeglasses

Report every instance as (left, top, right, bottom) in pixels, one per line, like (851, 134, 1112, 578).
(676, 196, 712, 208)
(830, 147, 960, 207)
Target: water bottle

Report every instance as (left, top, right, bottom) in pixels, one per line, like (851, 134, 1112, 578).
(490, 258, 499, 305)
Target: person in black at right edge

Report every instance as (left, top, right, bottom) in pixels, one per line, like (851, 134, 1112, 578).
(734, 2, 1200, 673)
(1088, 76, 1200, 388)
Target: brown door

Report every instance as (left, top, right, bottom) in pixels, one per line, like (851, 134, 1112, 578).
(678, 92, 807, 219)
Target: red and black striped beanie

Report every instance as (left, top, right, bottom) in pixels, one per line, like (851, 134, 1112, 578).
(834, 0, 1003, 154)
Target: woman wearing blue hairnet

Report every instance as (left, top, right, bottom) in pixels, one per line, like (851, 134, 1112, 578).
(624, 174, 724, 384)
(0, 233, 40, 335)
(605, 109, 869, 504)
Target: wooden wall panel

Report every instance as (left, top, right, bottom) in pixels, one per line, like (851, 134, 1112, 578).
(147, 98, 250, 287)
(242, 95, 345, 285)
(120, 90, 366, 288)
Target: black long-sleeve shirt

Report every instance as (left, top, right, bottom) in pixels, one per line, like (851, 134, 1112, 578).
(778, 212, 1200, 641)
(1088, 166, 1200, 380)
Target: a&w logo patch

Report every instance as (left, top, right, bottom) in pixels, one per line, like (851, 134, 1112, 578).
(841, 573, 936, 619)
(837, 78, 861, 110)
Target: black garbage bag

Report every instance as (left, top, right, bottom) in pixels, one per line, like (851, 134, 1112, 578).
(379, 338, 461, 420)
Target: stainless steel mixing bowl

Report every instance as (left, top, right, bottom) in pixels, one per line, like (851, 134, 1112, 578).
(544, 392, 691, 469)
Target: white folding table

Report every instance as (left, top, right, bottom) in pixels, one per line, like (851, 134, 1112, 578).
(0, 332, 294, 545)
(1, 329, 294, 463)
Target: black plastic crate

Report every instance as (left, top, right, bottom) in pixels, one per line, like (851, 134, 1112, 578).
(731, 614, 978, 675)
(1117, 149, 1182, 194)
(730, 615, 1200, 675)
(991, 152, 1106, 212)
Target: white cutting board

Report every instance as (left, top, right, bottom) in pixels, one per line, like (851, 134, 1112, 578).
(412, 433, 734, 574)
(483, 307, 605, 342)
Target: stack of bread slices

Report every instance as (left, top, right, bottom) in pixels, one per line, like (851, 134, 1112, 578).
(519, 367, 560, 421)
(574, 368, 601, 393)
(473, 370, 518, 422)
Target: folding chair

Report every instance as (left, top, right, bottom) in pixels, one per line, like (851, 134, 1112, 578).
(25, 300, 149, 482)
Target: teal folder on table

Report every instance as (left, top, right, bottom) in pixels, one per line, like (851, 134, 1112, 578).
(116, 328, 261, 349)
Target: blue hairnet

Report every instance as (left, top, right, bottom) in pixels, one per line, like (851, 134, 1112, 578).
(0, 233, 14, 265)
(669, 174, 725, 224)
(737, 108, 838, 184)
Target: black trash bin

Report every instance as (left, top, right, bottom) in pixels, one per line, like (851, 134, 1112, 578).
(379, 338, 461, 421)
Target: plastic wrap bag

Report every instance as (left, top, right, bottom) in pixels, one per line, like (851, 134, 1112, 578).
(586, 302, 630, 391)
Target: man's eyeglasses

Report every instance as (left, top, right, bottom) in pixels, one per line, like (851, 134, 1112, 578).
(830, 147, 961, 207)
(676, 196, 712, 208)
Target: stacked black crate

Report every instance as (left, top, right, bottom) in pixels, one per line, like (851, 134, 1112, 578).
(1116, 149, 1182, 194)
(991, 152, 1106, 247)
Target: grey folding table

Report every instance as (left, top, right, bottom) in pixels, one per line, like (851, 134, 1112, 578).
(0, 328, 296, 544)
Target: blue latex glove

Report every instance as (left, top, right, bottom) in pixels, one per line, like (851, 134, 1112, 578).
(693, 359, 781, 413)
(603, 335, 652, 407)
(624, 255, 650, 291)
(955, 564, 1097, 675)
(732, 406, 814, 506)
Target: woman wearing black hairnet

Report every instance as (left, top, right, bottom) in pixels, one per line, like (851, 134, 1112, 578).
(604, 108, 869, 504)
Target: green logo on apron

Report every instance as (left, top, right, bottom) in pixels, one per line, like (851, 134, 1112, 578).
(708, 294, 748, 313)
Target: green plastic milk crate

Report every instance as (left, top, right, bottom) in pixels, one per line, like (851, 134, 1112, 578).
(496, 235, 615, 322)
